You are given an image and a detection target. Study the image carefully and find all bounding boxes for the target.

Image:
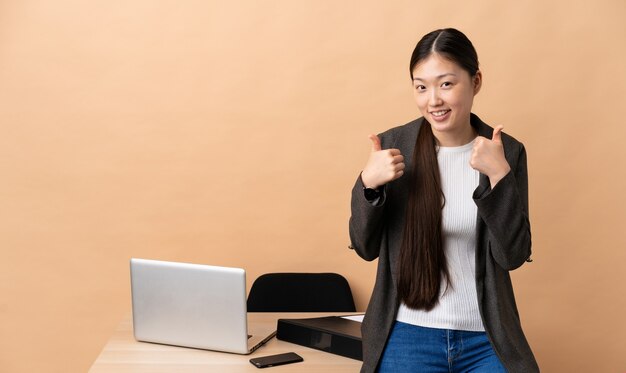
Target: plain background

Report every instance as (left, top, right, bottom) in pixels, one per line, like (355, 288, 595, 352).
(1, 1, 624, 372)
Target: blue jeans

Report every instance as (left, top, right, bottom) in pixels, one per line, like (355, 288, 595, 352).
(378, 321, 507, 373)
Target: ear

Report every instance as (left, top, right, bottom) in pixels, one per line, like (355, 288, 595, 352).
(473, 70, 482, 95)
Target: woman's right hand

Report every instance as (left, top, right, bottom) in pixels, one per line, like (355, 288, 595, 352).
(360, 134, 405, 189)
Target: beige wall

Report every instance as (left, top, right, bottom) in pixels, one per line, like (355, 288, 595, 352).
(1, 1, 624, 372)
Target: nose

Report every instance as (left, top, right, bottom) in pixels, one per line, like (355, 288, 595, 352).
(429, 88, 443, 107)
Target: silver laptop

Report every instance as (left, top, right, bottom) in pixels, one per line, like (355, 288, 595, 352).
(130, 258, 276, 354)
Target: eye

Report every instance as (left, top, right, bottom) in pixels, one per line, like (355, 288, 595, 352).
(441, 82, 453, 88)
(414, 85, 426, 91)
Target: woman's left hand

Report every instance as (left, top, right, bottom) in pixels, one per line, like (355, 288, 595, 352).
(470, 125, 511, 188)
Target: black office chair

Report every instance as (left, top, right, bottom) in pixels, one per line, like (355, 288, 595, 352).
(247, 273, 356, 312)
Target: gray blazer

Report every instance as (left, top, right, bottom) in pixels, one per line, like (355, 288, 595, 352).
(349, 114, 539, 372)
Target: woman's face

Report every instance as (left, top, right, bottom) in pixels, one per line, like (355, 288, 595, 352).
(411, 53, 481, 140)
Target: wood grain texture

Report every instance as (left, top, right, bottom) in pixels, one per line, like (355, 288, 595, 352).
(89, 313, 361, 372)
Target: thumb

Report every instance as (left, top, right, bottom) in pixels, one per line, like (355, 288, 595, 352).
(368, 134, 382, 152)
(492, 126, 503, 143)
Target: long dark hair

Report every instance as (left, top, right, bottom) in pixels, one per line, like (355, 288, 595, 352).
(397, 28, 479, 310)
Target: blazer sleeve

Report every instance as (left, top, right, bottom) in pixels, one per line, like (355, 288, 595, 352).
(473, 143, 532, 270)
(348, 133, 393, 262)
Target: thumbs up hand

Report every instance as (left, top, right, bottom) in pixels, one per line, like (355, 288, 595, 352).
(470, 126, 511, 188)
(361, 134, 405, 189)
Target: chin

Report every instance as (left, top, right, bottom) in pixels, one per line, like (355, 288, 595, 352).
(429, 120, 454, 132)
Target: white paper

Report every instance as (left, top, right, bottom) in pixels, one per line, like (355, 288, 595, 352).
(341, 314, 364, 323)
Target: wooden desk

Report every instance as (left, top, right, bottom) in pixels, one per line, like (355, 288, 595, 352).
(89, 313, 362, 372)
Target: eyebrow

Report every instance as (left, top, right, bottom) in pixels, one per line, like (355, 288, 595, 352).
(413, 73, 457, 81)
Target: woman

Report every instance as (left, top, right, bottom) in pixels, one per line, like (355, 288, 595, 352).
(349, 28, 539, 372)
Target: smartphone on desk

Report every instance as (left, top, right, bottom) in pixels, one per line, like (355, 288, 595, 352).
(250, 352, 304, 368)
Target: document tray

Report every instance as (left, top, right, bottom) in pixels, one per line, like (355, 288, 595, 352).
(276, 316, 363, 361)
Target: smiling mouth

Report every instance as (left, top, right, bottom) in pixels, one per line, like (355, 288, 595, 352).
(431, 109, 451, 117)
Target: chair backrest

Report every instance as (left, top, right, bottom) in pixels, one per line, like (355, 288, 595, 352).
(247, 273, 356, 312)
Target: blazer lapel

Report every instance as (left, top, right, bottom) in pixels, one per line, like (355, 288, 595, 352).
(388, 118, 421, 282)
(470, 113, 493, 304)
(471, 113, 494, 197)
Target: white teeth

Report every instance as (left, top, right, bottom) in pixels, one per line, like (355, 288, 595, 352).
(432, 110, 450, 116)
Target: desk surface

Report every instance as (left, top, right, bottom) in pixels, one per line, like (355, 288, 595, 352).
(89, 313, 362, 372)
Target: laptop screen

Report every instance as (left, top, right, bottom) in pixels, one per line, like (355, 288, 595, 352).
(130, 258, 251, 353)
